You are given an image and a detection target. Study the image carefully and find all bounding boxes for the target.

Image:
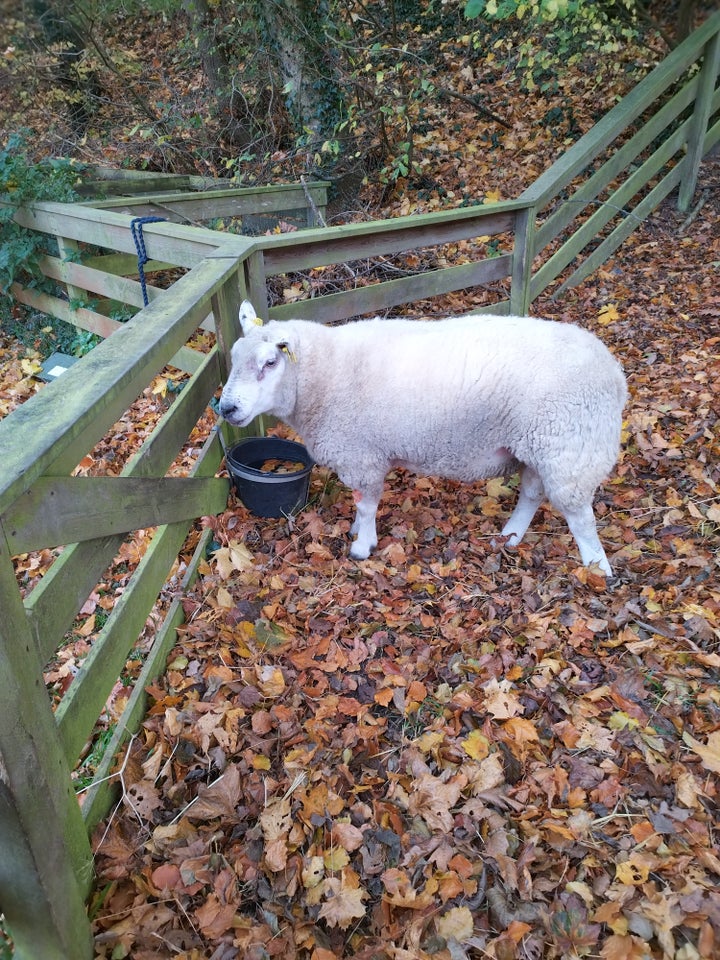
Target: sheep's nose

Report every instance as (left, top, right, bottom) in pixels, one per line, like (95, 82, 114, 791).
(219, 398, 237, 419)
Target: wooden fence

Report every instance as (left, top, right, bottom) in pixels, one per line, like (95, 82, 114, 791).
(0, 13, 718, 958)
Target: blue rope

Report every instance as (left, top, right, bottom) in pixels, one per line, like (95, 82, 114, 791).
(130, 216, 166, 307)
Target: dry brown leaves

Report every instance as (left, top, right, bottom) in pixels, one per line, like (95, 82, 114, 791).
(89, 164, 720, 959)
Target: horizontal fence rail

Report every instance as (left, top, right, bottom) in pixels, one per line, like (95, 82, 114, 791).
(0, 12, 718, 958)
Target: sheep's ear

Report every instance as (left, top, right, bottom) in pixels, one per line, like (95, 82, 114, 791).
(239, 300, 263, 335)
(277, 338, 297, 364)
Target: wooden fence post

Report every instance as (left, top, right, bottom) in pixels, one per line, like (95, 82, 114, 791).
(243, 249, 269, 318)
(55, 236, 85, 313)
(510, 206, 536, 315)
(209, 248, 245, 383)
(678, 28, 720, 212)
(0, 536, 94, 960)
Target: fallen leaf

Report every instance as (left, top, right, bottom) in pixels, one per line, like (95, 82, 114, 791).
(682, 730, 720, 773)
(436, 905, 474, 942)
(317, 877, 367, 929)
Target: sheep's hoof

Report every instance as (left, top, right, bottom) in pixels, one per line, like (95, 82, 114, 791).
(490, 534, 520, 551)
(349, 539, 375, 561)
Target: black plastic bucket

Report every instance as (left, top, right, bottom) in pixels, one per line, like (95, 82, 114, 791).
(226, 437, 314, 518)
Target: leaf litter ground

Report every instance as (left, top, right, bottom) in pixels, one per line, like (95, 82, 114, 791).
(87, 157, 720, 960)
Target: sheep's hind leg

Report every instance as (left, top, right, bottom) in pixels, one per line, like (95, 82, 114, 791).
(349, 485, 382, 559)
(561, 502, 612, 576)
(500, 466, 545, 546)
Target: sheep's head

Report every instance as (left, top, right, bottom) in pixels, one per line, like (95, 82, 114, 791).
(219, 301, 297, 427)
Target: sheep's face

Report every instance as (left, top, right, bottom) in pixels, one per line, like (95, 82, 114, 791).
(219, 331, 292, 427)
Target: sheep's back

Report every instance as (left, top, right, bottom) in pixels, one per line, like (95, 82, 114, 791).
(289, 315, 625, 486)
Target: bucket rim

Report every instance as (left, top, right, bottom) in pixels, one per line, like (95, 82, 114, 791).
(226, 436, 314, 481)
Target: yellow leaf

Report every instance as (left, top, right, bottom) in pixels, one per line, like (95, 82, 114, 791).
(597, 303, 620, 325)
(415, 729, 445, 754)
(216, 586, 233, 609)
(483, 188, 501, 204)
(323, 846, 350, 871)
(214, 540, 254, 578)
(461, 729, 490, 761)
(252, 754, 271, 770)
(255, 664, 286, 698)
(152, 377, 167, 396)
(608, 711, 638, 731)
(566, 880, 594, 905)
(682, 730, 720, 773)
(20, 357, 42, 376)
(436, 905, 474, 942)
(302, 856, 324, 889)
(615, 859, 649, 885)
(486, 477, 513, 498)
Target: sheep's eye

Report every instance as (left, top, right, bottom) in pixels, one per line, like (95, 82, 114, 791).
(265, 357, 278, 367)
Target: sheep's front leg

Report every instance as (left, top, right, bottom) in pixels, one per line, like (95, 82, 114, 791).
(349, 485, 383, 559)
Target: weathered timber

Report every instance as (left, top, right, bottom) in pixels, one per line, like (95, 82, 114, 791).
(258, 203, 527, 274)
(2, 475, 228, 553)
(81, 251, 175, 275)
(509, 207, 535, 316)
(0, 17, 718, 957)
(532, 116, 691, 297)
(552, 155, 687, 296)
(0, 251, 238, 514)
(26, 348, 221, 664)
(38, 252, 165, 308)
(86, 182, 329, 222)
(76, 167, 199, 197)
(53, 481, 222, 766)
(521, 12, 720, 212)
(9, 201, 251, 268)
(679, 28, 720, 210)
(534, 80, 699, 253)
(267, 255, 513, 323)
(0, 540, 94, 960)
(79, 529, 216, 829)
(10, 282, 124, 338)
(80, 429, 223, 830)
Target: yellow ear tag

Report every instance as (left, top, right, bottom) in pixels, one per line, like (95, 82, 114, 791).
(252, 316, 264, 326)
(280, 343, 297, 363)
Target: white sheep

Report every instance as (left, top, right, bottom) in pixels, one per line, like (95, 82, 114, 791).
(219, 301, 627, 576)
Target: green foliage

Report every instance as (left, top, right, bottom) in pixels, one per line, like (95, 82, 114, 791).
(465, 0, 578, 19)
(0, 301, 101, 359)
(0, 132, 82, 296)
(464, 0, 638, 23)
(464, 0, 641, 91)
(0, 133, 96, 360)
(72, 724, 117, 792)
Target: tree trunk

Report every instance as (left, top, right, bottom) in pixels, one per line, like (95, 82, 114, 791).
(676, 0, 698, 41)
(255, 0, 344, 140)
(183, 0, 230, 97)
(29, 0, 102, 131)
